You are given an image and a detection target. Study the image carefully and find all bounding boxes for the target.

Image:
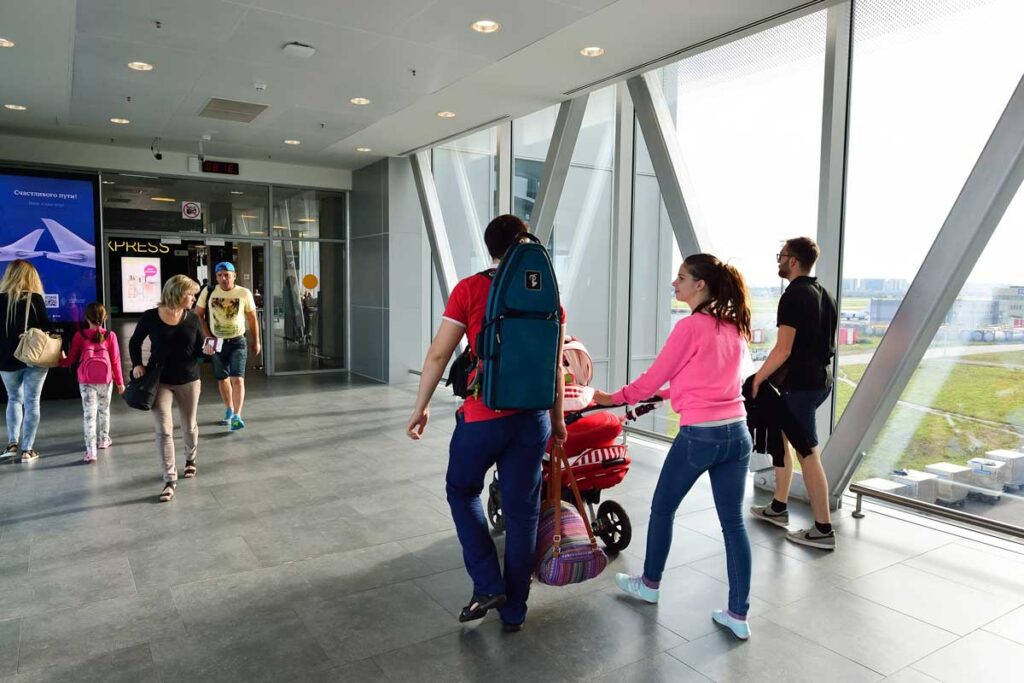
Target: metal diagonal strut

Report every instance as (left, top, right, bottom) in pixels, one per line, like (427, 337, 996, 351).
(628, 71, 707, 258)
(410, 151, 459, 302)
(532, 94, 589, 246)
(827, 72, 1024, 496)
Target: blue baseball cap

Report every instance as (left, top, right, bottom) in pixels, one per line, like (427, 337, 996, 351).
(215, 262, 235, 273)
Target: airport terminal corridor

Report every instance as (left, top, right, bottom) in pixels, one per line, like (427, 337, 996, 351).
(0, 375, 1021, 682)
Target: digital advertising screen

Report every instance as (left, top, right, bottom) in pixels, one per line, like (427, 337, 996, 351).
(120, 257, 162, 313)
(0, 171, 99, 322)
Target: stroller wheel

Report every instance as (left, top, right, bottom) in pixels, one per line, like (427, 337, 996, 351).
(595, 500, 631, 553)
(487, 479, 505, 534)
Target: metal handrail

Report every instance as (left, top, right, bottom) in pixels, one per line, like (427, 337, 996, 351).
(849, 482, 1024, 540)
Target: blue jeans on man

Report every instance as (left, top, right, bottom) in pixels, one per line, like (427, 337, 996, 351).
(446, 410, 550, 626)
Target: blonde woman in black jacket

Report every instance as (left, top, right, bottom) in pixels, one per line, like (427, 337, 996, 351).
(0, 260, 52, 463)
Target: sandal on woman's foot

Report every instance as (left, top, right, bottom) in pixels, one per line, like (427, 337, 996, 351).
(183, 461, 197, 478)
(1, 443, 19, 461)
(458, 593, 507, 623)
(159, 482, 176, 502)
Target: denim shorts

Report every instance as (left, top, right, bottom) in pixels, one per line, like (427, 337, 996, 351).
(213, 337, 248, 380)
(781, 387, 831, 449)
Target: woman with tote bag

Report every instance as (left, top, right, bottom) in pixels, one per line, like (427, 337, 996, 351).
(0, 259, 55, 463)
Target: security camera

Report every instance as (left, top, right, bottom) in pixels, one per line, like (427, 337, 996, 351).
(150, 138, 163, 161)
(197, 138, 205, 163)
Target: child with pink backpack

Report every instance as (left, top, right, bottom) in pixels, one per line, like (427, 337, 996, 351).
(60, 303, 126, 463)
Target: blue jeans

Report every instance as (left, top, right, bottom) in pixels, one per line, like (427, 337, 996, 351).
(212, 337, 248, 380)
(782, 387, 831, 448)
(446, 410, 550, 625)
(1, 367, 49, 450)
(644, 421, 753, 616)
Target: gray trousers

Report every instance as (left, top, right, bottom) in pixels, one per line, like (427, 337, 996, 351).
(151, 380, 200, 482)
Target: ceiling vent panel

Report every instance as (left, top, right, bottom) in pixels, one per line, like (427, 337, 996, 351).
(198, 98, 269, 123)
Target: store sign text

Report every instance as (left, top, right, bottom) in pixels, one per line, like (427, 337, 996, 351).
(107, 240, 171, 254)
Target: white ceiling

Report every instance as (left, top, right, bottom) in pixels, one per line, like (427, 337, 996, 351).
(0, 0, 815, 172)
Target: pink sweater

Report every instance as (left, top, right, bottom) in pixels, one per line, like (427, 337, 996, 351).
(612, 312, 746, 426)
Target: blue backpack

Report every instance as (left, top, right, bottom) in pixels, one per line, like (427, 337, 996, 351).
(477, 238, 562, 410)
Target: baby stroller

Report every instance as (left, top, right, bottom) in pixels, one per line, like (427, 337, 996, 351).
(486, 337, 660, 553)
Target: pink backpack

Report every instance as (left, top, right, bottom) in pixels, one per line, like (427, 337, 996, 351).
(78, 331, 113, 384)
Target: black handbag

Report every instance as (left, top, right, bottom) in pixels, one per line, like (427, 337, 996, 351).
(123, 363, 161, 411)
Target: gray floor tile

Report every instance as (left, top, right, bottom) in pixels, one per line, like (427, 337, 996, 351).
(983, 603, 1024, 645)
(761, 586, 957, 676)
(373, 620, 571, 682)
(205, 475, 316, 511)
(17, 591, 185, 674)
(593, 652, 711, 683)
(615, 564, 770, 640)
(841, 563, 1022, 635)
(127, 535, 260, 591)
(149, 613, 335, 683)
(677, 506, 781, 546)
(397, 530, 465, 574)
(297, 580, 458, 665)
(913, 630, 1024, 682)
(0, 619, 18, 678)
(297, 541, 435, 599)
(882, 668, 942, 682)
(171, 564, 313, 635)
(904, 542, 1024, 601)
(329, 658, 390, 683)
(623, 523, 724, 569)
(241, 516, 371, 567)
(0, 557, 136, 621)
(4, 643, 158, 683)
(525, 590, 685, 678)
(413, 567, 492, 622)
(669, 616, 882, 682)
(689, 543, 840, 607)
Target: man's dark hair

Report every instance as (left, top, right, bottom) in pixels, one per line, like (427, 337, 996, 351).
(484, 214, 529, 259)
(784, 236, 820, 270)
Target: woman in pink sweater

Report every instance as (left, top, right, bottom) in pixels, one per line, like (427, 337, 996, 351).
(595, 253, 754, 640)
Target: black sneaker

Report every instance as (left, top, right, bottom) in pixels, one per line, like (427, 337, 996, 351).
(458, 593, 506, 622)
(0, 443, 19, 462)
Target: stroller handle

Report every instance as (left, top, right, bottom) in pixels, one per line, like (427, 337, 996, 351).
(564, 396, 662, 426)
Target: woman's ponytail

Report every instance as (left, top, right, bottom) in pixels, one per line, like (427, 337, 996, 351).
(684, 254, 752, 340)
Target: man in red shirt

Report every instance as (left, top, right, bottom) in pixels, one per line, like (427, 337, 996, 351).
(407, 215, 566, 632)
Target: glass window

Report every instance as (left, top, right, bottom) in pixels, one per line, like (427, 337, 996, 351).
(837, 0, 1024, 425)
(272, 188, 346, 240)
(842, 0, 1024, 523)
(630, 10, 827, 436)
(102, 175, 269, 236)
(271, 240, 345, 372)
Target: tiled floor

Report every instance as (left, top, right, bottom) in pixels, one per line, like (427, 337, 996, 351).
(1, 374, 1023, 682)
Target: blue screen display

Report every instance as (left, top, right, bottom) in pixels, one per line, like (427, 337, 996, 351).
(0, 173, 98, 323)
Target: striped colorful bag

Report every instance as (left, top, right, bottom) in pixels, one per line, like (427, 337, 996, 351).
(535, 445, 608, 586)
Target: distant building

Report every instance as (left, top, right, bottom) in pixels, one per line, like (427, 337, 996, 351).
(869, 297, 1000, 326)
(994, 286, 1024, 324)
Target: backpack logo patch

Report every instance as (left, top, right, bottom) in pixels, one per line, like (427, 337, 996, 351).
(525, 271, 542, 291)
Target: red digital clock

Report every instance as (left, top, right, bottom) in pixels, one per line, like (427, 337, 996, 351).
(201, 159, 240, 175)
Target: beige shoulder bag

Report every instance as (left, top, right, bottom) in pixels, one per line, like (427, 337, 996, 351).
(13, 296, 62, 368)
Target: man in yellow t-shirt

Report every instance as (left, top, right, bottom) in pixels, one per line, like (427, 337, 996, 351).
(196, 262, 260, 431)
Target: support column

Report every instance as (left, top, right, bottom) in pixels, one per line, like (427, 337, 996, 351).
(410, 151, 458, 302)
(497, 121, 513, 215)
(532, 95, 589, 246)
(609, 83, 635, 388)
(627, 71, 707, 257)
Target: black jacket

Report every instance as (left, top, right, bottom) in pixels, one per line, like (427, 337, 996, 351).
(742, 375, 814, 462)
(0, 293, 52, 372)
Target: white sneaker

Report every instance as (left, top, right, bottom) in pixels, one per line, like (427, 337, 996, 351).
(712, 609, 751, 640)
(786, 527, 837, 550)
(614, 573, 659, 604)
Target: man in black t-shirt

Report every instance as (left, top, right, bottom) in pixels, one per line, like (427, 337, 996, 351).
(749, 237, 839, 550)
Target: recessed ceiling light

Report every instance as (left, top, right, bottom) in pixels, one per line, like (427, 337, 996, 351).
(349, 97, 370, 105)
(4, 104, 27, 111)
(110, 117, 130, 124)
(297, 218, 317, 223)
(230, 191, 244, 195)
(127, 61, 154, 71)
(273, 225, 287, 230)
(579, 46, 605, 57)
(436, 111, 456, 118)
(151, 197, 176, 202)
(284, 139, 301, 145)
(101, 180, 115, 185)
(356, 147, 372, 152)
(239, 214, 257, 219)
(0, 38, 14, 48)
(470, 20, 501, 34)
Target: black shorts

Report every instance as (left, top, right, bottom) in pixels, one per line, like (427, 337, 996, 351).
(778, 387, 831, 466)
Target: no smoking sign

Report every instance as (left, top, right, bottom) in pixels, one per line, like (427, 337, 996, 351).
(181, 201, 202, 220)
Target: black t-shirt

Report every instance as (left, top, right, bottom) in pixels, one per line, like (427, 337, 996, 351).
(776, 276, 838, 390)
(129, 308, 206, 385)
(0, 292, 52, 372)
